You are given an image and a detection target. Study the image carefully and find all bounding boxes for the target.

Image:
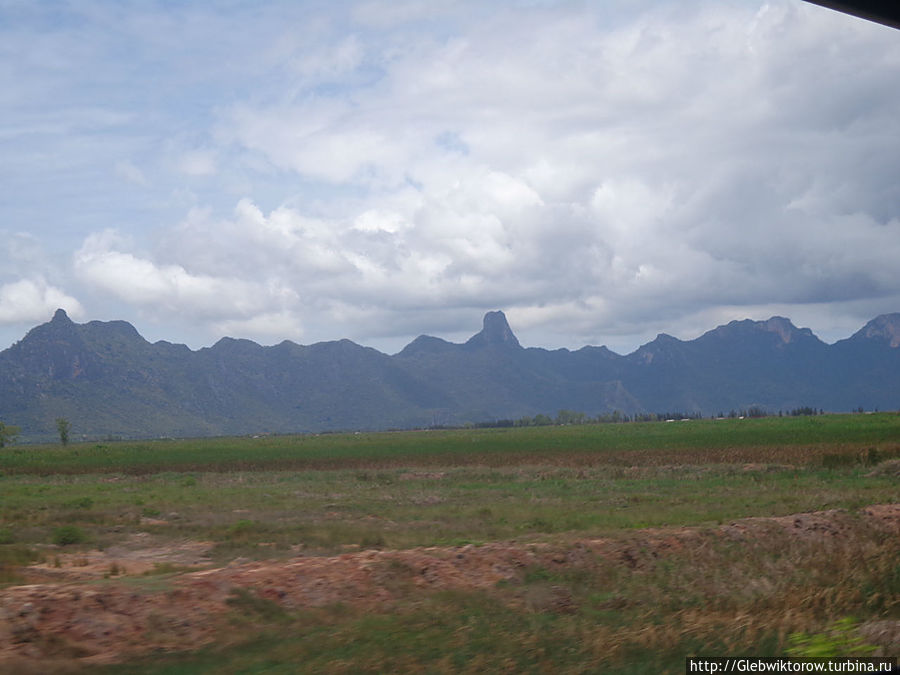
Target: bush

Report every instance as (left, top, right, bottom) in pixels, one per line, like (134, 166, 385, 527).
(53, 525, 86, 546)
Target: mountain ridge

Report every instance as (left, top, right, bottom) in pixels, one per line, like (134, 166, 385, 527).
(1, 309, 898, 441)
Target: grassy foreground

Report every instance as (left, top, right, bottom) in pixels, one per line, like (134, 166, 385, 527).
(0, 414, 898, 673)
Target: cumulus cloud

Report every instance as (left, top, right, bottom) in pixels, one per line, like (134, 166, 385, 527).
(213, 310, 304, 343)
(73, 229, 298, 322)
(0, 232, 84, 332)
(202, 1, 900, 348)
(6, 1, 900, 353)
(0, 278, 83, 324)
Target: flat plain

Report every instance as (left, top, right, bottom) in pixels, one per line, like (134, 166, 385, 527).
(1, 413, 898, 673)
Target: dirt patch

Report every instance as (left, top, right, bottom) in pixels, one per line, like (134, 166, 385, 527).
(22, 535, 214, 583)
(720, 504, 900, 542)
(1, 504, 897, 665)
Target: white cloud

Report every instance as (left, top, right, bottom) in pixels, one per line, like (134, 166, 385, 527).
(352, 209, 410, 234)
(213, 310, 304, 343)
(0, 278, 83, 324)
(227, 102, 414, 184)
(5, 1, 900, 353)
(73, 229, 296, 320)
(286, 35, 365, 83)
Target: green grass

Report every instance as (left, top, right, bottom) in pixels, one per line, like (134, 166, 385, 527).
(1, 414, 897, 673)
(2, 413, 899, 476)
(1, 462, 896, 557)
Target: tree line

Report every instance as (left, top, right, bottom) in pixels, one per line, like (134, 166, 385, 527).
(472, 409, 700, 428)
(0, 405, 887, 446)
(0, 418, 70, 447)
(469, 404, 865, 429)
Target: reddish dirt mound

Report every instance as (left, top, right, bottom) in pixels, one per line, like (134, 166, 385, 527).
(1, 504, 898, 665)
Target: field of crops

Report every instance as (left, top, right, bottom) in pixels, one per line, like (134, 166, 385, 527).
(3, 412, 900, 475)
(0, 413, 898, 673)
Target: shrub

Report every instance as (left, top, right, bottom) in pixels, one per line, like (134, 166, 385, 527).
(53, 525, 86, 546)
(225, 519, 257, 542)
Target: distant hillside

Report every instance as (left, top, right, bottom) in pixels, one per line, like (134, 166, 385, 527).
(1, 308, 898, 441)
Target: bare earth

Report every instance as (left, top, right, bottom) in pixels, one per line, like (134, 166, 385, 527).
(1, 504, 898, 666)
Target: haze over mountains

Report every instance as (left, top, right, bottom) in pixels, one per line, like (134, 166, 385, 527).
(1, 309, 899, 442)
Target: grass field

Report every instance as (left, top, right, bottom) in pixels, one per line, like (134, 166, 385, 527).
(0, 413, 898, 673)
(2, 412, 900, 475)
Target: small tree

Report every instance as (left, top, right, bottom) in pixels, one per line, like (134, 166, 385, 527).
(0, 421, 20, 448)
(56, 418, 70, 446)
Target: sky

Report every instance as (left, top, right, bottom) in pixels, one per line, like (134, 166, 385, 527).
(2, 0, 900, 356)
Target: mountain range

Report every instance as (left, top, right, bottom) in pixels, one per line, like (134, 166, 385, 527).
(1, 308, 898, 441)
